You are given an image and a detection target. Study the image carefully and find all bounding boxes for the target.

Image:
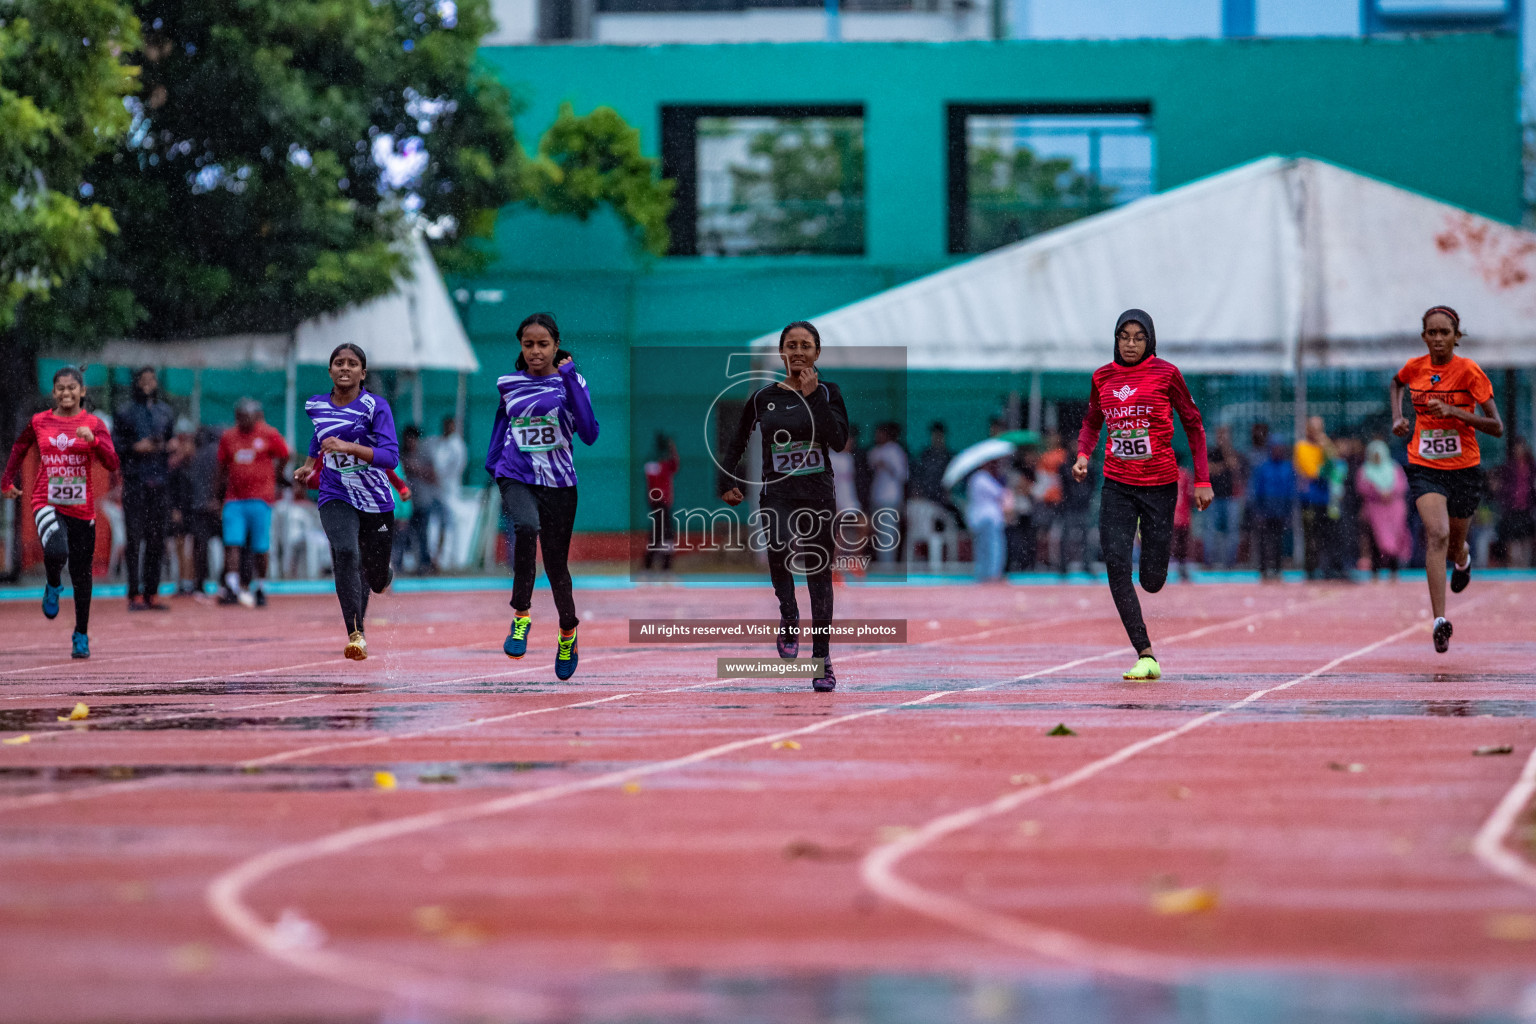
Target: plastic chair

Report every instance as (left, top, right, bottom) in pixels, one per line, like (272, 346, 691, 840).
(905, 498, 958, 572)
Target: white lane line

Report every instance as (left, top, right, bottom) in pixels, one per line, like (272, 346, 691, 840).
(202, 600, 1303, 1012)
(1473, 744, 1536, 890)
(0, 616, 1073, 812)
(859, 617, 1432, 982)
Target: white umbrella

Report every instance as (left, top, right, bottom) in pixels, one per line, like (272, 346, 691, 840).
(942, 438, 1016, 489)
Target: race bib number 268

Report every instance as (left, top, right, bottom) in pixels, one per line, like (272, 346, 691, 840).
(1419, 429, 1463, 460)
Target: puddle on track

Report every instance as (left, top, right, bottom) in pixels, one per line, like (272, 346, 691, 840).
(0, 760, 572, 793)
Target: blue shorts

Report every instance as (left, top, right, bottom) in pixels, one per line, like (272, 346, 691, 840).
(223, 499, 274, 553)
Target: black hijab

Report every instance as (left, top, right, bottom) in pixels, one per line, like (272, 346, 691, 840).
(1113, 309, 1157, 367)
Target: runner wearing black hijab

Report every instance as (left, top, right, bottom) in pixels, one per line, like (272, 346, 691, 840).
(1073, 309, 1213, 679)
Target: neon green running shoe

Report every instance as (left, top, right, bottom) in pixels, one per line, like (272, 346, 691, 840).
(555, 627, 578, 680)
(504, 615, 532, 659)
(1123, 655, 1161, 680)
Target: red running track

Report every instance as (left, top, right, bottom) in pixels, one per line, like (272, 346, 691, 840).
(0, 578, 1534, 1023)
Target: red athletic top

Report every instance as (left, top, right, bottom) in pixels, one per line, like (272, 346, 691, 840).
(2, 409, 120, 520)
(218, 423, 290, 502)
(1078, 356, 1210, 488)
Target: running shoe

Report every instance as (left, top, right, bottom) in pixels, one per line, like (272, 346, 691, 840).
(1450, 558, 1472, 594)
(1433, 617, 1453, 654)
(142, 595, 170, 612)
(504, 616, 532, 659)
(217, 589, 240, 606)
(42, 583, 60, 620)
(236, 590, 257, 609)
(127, 595, 147, 611)
(812, 660, 837, 692)
(255, 589, 267, 608)
(776, 617, 799, 659)
(1123, 655, 1161, 680)
(71, 631, 89, 659)
(345, 630, 368, 661)
(555, 627, 578, 680)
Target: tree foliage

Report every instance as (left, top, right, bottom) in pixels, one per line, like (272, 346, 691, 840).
(17, 0, 672, 344)
(0, 0, 139, 328)
(724, 117, 864, 256)
(966, 140, 1115, 253)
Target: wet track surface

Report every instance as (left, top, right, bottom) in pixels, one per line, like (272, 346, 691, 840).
(0, 577, 1533, 1023)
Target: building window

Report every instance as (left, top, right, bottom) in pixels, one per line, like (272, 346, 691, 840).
(948, 103, 1154, 255)
(662, 105, 865, 257)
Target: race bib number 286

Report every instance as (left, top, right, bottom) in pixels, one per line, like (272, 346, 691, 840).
(1109, 429, 1153, 461)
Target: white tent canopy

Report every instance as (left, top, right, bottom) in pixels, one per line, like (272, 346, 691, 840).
(66, 235, 479, 374)
(750, 156, 1536, 374)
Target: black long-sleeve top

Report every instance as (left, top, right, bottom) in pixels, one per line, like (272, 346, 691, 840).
(718, 380, 849, 505)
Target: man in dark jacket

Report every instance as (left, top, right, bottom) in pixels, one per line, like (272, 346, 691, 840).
(113, 367, 176, 610)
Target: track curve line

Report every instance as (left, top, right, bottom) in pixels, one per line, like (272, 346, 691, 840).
(859, 617, 1432, 982)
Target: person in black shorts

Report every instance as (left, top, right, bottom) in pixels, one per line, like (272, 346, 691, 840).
(719, 320, 850, 692)
(1389, 306, 1502, 653)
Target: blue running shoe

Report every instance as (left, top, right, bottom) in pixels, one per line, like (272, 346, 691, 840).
(555, 627, 578, 680)
(811, 660, 836, 693)
(504, 616, 532, 659)
(776, 617, 799, 659)
(71, 631, 89, 659)
(42, 584, 61, 620)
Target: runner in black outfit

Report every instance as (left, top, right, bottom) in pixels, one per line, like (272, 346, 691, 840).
(719, 321, 850, 692)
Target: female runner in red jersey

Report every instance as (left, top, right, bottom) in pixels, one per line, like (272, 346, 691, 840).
(1073, 309, 1213, 680)
(1, 367, 120, 658)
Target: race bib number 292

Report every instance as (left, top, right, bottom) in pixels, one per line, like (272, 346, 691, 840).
(47, 475, 87, 505)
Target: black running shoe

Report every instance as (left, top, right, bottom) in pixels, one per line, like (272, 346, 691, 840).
(812, 660, 836, 692)
(776, 617, 799, 659)
(1450, 560, 1471, 594)
(254, 589, 267, 607)
(1433, 618, 1453, 654)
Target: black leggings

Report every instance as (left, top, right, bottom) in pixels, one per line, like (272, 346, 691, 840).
(1099, 479, 1177, 654)
(37, 507, 95, 634)
(498, 479, 579, 632)
(319, 501, 394, 634)
(761, 498, 836, 660)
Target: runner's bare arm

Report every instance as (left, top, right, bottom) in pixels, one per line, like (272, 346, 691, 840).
(1389, 378, 1411, 437)
(1426, 397, 1503, 438)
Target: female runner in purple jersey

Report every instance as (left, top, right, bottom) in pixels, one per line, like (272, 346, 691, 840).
(487, 313, 600, 678)
(292, 343, 401, 661)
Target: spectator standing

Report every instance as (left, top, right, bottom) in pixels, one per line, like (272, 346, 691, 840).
(428, 415, 467, 565)
(1294, 416, 1336, 579)
(643, 434, 679, 573)
(1242, 421, 1271, 567)
(1356, 439, 1411, 580)
(113, 367, 177, 610)
(829, 437, 868, 571)
(400, 425, 438, 573)
(966, 460, 1008, 581)
(1249, 442, 1296, 580)
(1204, 425, 1245, 568)
(216, 399, 291, 605)
(868, 422, 908, 564)
(185, 426, 222, 595)
(912, 421, 958, 517)
(1056, 451, 1094, 575)
(166, 421, 197, 596)
(1172, 458, 1194, 581)
(1493, 438, 1536, 567)
(1005, 447, 1037, 571)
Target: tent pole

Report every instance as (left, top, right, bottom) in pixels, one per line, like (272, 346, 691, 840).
(412, 370, 424, 427)
(455, 371, 467, 437)
(191, 368, 203, 427)
(1027, 371, 1043, 432)
(283, 333, 298, 454)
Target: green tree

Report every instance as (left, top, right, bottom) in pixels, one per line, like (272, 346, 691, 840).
(5, 0, 671, 435)
(724, 117, 864, 256)
(966, 139, 1115, 253)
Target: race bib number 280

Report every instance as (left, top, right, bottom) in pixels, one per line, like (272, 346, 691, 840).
(1419, 429, 1463, 460)
(771, 440, 824, 476)
(1109, 428, 1153, 461)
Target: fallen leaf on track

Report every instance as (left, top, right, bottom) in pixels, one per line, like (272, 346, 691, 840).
(2, 734, 30, 745)
(1473, 745, 1514, 756)
(771, 740, 801, 750)
(1151, 886, 1219, 915)
(373, 771, 397, 790)
(1047, 724, 1076, 736)
(58, 702, 89, 722)
(622, 781, 642, 794)
(1328, 762, 1366, 773)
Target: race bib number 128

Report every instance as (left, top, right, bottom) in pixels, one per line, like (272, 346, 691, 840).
(1109, 429, 1153, 461)
(513, 414, 561, 453)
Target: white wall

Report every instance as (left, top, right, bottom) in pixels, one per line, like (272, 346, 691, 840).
(486, 0, 538, 44)
(592, 7, 992, 43)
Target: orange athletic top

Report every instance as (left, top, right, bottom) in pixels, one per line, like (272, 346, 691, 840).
(1395, 353, 1493, 471)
